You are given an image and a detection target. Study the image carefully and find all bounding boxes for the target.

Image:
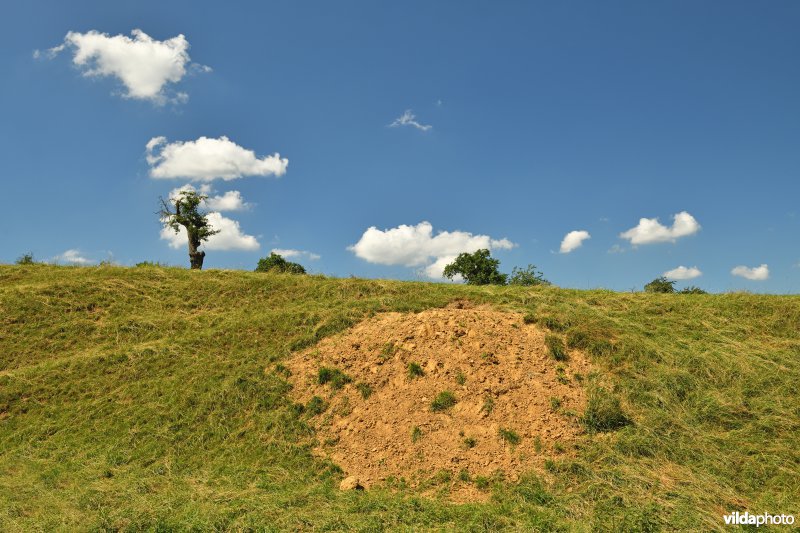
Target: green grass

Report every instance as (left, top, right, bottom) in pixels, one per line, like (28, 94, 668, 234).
(430, 391, 457, 412)
(0, 265, 798, 530)
(317, 367, 352, 390)
(407, 361, 424, 379)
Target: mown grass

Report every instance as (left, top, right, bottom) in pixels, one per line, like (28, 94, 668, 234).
(0, 264, 799, 531)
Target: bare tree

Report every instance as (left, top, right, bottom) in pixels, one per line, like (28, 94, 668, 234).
(159, 191, 219, 270)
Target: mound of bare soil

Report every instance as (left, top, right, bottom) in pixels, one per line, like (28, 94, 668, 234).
(285, 303, 592, 501)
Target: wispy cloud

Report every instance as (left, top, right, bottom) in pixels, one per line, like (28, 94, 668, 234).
(389, 109, 432, 132)
(271, 248, 321, 261)
(54, 249, 93, 265)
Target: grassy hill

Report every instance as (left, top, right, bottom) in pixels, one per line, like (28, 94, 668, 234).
(1, 265, 798, 531)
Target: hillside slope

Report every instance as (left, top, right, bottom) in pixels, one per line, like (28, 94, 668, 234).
(1, 265, 798, 531)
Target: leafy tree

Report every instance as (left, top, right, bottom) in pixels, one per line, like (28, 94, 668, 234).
(160, 191, 219, 270)
(644, 276, 676, 293)
(508, 264, 549, 286)
(255, 252, 306, 274)
(679, 285, 708, 294)
(443, 249, 507, 285)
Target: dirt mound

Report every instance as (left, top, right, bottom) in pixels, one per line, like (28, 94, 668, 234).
(285, 304, 592, 501)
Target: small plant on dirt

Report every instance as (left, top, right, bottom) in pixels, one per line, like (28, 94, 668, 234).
(432, 470, 451, 484)
(556, 366, 570, 384)
(534, 435, 543, 453)
(523, 313, 537, 325)
(356, 382, 373, 399)
(305, 396, 328, 416)
(480, 395, 495, 415)
(379, 342, 398, 360)
(407, 362, 425, 379)
(431, 391, 457, 412)
(553, 441, 565, 453)
(549, 397, 562, 411)
(481, 352, 499, 364)
(411, 426, 423, 442)
(545, 334, 568, 361)
(458, 469, 471, 482)
(474, 476, 490, 490)
(455, 371, 466, 386)
(582, 387, 630, 432)
(318, 367, 352, 390)
(290, 403, 305, 416)
(462, 436, 478, 449)
(499, 427, 521, 446)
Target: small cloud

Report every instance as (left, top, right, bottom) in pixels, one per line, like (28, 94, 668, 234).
(147, 136, 288, 182)
(731, 264, 769, 281)
(389, 109, 432, 132)
(599, 217, 610, 223)
(663, 265, 702, 280)
(54, 249, 93, 265)
(607, 244, 626, 254)
(435, 99, 443, 107)
(40, 29, 209, 104)
(620, 211, 700, 245)
(271, 248, 320, 261)
(559, 230, 591, 254)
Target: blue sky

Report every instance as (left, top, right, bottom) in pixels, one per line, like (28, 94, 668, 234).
(1, 1, 798, 293)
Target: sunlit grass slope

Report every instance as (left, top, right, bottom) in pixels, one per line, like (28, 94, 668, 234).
(1, 265, 798, 531)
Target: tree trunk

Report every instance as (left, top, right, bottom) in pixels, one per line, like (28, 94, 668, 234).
(187, 234, 205, 270)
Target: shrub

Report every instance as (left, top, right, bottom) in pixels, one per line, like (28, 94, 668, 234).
(582, 387, 630, 432)
(455, 371, 466, 385)
(317, 367, 352, 390)
(480, 395, 495, 415)
(541, 316, 569, 332)
(15, 252, 35, 265)
(498, 428, 521, 445)
(545, 334, 568, 361)
(443, 249, 507, 285)
(135, 261, 168, 267)
(679, 285, 708, 294)
(549, 397, 562, 411)
(462, 436, 477, 449)
(508, 264, 549, 286)
(431, 391, 457, 412)
(255, 252, 306, 274)
(644, 276, 675, 293)
(522, 313, 537, 325)
(411, 426, 423, 442)
(407, 362, 424, 379)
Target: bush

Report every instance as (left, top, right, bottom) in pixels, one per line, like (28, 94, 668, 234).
(431, 391, 457, 412)
(443, 249, 507, 285)
(135, 261, 168, 268)
(508, 265, 549, 286)
(15, 252, 35, 265)
(545, 334, 568, 361)
(255, 253, 306, 274)
(407, 362, 425, 379)
(679, 286, 707, 294)
(498, 427, 521, 445)
(644, 277, 675, 293)
(583, 387, 630, 432)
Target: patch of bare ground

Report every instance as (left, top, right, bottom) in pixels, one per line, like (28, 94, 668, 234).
(285, 302, 593, 501)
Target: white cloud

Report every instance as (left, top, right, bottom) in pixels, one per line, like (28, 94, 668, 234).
(559, 230, 591, 254)
(731, 264, 769, 281)
(607, 244, 626, 254)
(54, 249, 93, 265)
(271, 248, 321, 261)
(348, 221, 515, 279)
(389, 109, 432, 131)
(43, 29, 207, 104)
(663, 265, 702, 280)
(620, 211, 700, 245)
(167, 185, 251, 212)
(161, 211, 259, 251)
(147, 136, 288, 182)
